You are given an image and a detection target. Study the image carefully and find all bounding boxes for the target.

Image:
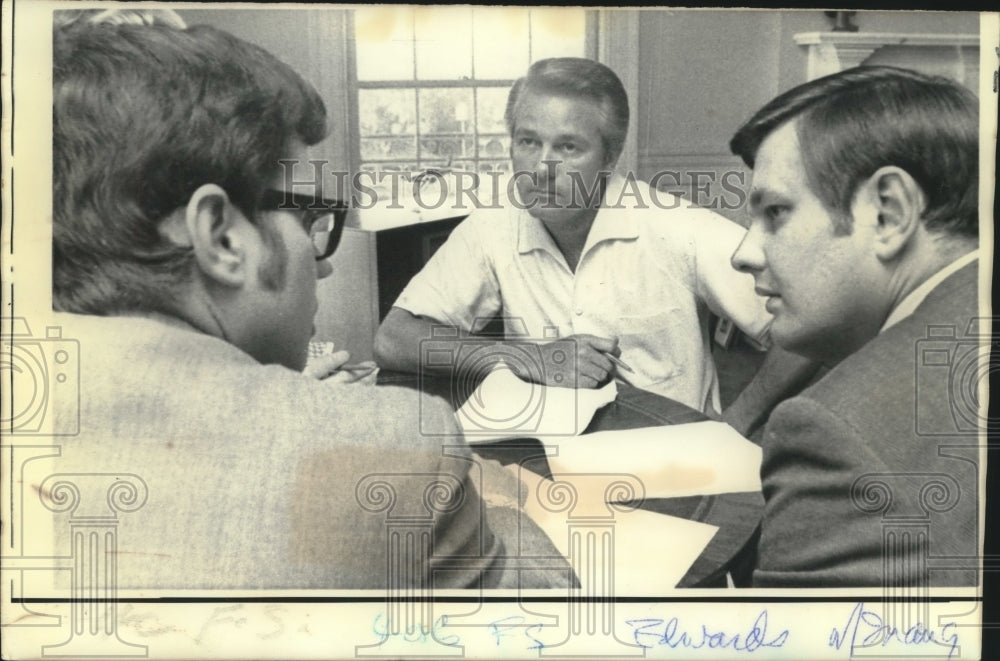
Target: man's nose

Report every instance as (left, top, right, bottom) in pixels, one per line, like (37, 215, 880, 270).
(535, 152, 560, 181)
(316, 257, 333, 280)
(731, 223, 765, 274)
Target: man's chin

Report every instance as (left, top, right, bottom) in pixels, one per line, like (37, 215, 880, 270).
(770, 323, 800, 353)
(771, 326, 828, 363)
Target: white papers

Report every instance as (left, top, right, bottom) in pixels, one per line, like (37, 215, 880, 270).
(456, 364, 617, 442)
(515, 466, 719, 592)
(546, 421, 762, 498)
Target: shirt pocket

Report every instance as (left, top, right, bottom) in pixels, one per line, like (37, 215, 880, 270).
(616, 308, 687, 387)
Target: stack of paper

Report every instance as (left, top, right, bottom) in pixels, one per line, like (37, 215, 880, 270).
(514, 465, 720, 592)
(456, 364, 617, 442)
(546, 421, 763, 498)
(502, 422, 762, 591)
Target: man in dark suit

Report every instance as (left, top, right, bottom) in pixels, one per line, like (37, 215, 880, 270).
(729, 66, 981, 587)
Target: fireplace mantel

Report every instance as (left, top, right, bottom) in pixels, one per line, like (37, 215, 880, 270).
(794, 32, 979, 81)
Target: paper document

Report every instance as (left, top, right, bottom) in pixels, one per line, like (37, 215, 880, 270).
(516, 466, 719, 592)
(456, 364, 617, 442)
(546, 421, 762, 498)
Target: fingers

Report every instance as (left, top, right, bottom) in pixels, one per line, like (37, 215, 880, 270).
(303, 350, 351, 379)
(577, 350, 610, 386)
(305, 351, 380, 384)
(537, 335, 623, 389)
(576, 334, 620, 357)
(330, 361, 379, 384)
(328, 350, 352, 369)
(574, 335, 618, 388)
(349, 361, 380, 385)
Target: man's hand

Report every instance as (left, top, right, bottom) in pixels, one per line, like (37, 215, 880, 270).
(539, 334, 619, 389)
(304, 349, 379, 385)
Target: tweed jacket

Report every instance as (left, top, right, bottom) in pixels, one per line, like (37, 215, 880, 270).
(42, 312, 569, 590)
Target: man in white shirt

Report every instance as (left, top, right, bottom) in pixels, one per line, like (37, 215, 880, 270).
(376, 58, 814, 426)
(728, 65, 982, 586)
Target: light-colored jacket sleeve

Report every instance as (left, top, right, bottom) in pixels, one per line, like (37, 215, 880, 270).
(289, 384, 571, 589)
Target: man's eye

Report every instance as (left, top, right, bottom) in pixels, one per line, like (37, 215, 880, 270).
(559, 143, 577, 153)
(516, 137, 537, 148)
(765, 205, 789, 221)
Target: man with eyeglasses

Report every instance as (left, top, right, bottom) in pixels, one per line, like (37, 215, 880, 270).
(49, 15, 569, 589)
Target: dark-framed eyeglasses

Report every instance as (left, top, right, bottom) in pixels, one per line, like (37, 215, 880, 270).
(259, 189, 348, 261)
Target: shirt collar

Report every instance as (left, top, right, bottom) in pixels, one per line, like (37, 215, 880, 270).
(516, 175, 641, 257)
(880, 250, 978, 333)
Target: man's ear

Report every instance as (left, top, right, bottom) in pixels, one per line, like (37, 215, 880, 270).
(861, 165, 927, 262)
(183, 184, 252, 287)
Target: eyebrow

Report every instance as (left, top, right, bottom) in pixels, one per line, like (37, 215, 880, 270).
(747, 188, 789, 213)
(513, 127, 588, 143)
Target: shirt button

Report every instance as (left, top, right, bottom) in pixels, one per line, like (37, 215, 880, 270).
(575, 308, 584, 316)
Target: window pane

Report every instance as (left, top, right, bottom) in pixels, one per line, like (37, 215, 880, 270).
(361, 163, 418, 175)
(419, 137, 473, 164)
(358, 89, 416, 135)
(452, 161, 475, 172)
(414, 7, 472, 80)
(361, 138, 418, 162)
(478, 134, 509, 160)
(358, 89, 416, 160)
(473, 7, 529, 79)
(529, 9, 586, 63)
(355, 7, 414, 81)
(478, 160, 510, 173)
(476, 87, 510, 134)
(353, 7, 587, 175)
(419, 88, 474, 165)
(418, 88, 474, 134)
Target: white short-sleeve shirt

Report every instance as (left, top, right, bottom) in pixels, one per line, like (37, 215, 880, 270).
(394, 176, 772, 412)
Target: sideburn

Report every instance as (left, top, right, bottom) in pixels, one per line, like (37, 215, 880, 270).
(255, 216, 289, 291)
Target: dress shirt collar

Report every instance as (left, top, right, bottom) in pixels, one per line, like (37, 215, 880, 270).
(516, 175, 640, 258)
(880, 250, 978, 333)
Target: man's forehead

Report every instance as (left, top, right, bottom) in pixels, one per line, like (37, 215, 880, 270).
(515, 90, 604, 123)
(749, 123, 804, 199)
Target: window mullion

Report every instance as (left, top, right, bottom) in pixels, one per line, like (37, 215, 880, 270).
(470, 17, 477, 170)
(345, 10, 362, 184)
(411, 13, 421, 169)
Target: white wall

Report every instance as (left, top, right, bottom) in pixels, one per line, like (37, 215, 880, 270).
(633, 9, 980, 222)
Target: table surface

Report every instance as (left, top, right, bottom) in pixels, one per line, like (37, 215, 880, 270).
(377, 372, 764, 588)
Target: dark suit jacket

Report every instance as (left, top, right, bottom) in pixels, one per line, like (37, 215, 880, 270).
(754, 262, 980, 587)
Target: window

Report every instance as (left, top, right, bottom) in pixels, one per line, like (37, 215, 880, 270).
(351, 6, 591, 177)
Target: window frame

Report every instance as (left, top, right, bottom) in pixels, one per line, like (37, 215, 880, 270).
(345, 8, 599, 177)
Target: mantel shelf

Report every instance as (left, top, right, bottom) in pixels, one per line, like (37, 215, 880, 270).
(794, 32, 979, 81)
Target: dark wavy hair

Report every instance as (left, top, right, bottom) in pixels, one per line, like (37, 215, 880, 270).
(730, 66, 978, 237)
(53, 21, 328, 314)
(504, 57, 629, 166)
